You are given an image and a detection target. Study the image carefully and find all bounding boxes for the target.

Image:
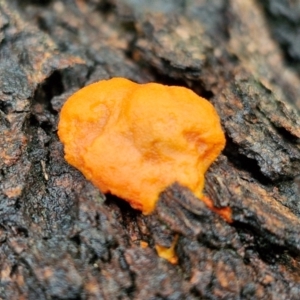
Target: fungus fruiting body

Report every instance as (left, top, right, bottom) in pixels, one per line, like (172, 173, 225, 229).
(155, 235, 179, 265)
(58, 77, 226, 216)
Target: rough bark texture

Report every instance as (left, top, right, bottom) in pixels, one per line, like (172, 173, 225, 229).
(1, 0, 300, 299)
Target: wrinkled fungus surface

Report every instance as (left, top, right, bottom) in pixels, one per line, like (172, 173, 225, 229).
(58, 78, 225, 214)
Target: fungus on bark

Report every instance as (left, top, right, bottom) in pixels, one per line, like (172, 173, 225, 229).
(58, 77, 226, 215)
(58, 77, 230, 263)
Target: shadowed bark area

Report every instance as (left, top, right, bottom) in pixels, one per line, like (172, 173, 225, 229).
(1, 0, 300, 299)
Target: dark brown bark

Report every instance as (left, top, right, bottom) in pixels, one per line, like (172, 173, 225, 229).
(1, 0, 300, 299)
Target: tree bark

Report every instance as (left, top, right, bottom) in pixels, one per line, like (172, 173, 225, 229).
(1, 0, 300, 299)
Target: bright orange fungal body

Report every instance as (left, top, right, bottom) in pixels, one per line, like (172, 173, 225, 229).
(58, 77, 226, 215)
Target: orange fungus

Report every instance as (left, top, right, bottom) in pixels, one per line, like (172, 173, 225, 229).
(155, 235, 179, 264)
(58, 77, 226, 215)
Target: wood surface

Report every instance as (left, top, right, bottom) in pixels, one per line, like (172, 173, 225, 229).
(1, 0, 300, 299)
